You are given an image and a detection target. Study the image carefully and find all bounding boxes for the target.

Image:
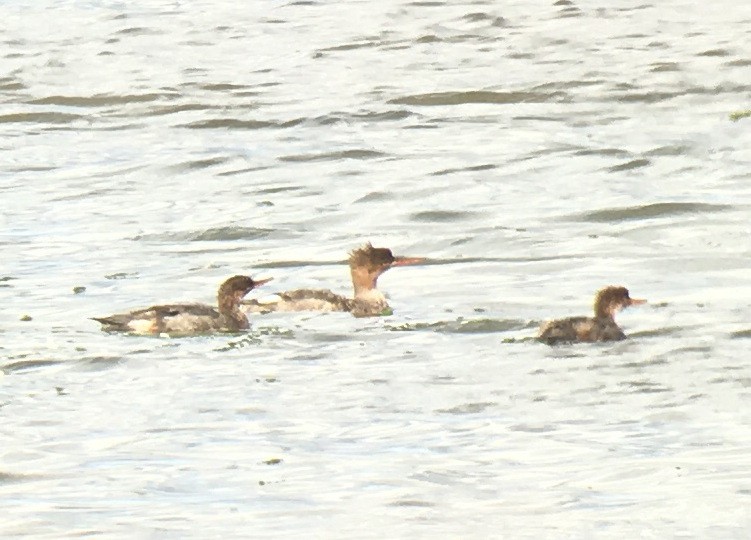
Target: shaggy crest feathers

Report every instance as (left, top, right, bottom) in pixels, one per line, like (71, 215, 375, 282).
(348, 243, 395, 270)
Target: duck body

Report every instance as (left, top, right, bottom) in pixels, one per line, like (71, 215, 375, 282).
(245, 289, 353, 313)
(93, 303, 243, 335)
(539, 316, 626, 344)
(93, 275, 271, 336)
(538, 286, 645, 345)
(243, 243, 421, 318)
(244, 288, 390, 317)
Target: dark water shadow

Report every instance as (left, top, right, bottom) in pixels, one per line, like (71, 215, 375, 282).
(388, 499, 436, 508)
(409, 210, 479, 222)
(430, 163, 497, 176)
(0, 471, 47, 484)
(76, 356, 125, 371)
(607, 158, 651, 172)
(2, 359, 64, 374)
(389, 90, 567, 106)
(178, 118, 281, 130)
(629, 326, 687, 339)
(279, 149, 387, 162)
(216, 327, 295, 351)
(388, 318, 532, 334)
(27, 93, 174, 107)
(565, 202, 734, 223)
(436, 401, 497, 414)
(614, 379, 672, 394)
(166, 156, 232, 172)
(0, 112, 84, 124)
(132, 226, 273, 242)
(355, 191, 394, 203)
(145, 103, 218, 116)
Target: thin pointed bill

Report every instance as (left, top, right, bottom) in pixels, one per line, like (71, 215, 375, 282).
(629, 297, 647, 306)
(253, 277, 274, 287)
(391, 256, 425, 267)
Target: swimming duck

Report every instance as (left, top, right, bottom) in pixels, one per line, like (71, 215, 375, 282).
(243, 243, 424, 317)
(93, 275, 272, 335)
(538, 285, 646, 344)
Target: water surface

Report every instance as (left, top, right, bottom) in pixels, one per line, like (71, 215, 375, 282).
(2, 1, 751, 537)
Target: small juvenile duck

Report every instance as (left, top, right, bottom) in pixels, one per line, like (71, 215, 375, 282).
(243, 243, 424, 317)
(93, 275, 272, 335)
(538, 285, 646, 344)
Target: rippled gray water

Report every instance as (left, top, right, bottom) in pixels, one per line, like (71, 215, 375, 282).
(2, 1, 751, 537)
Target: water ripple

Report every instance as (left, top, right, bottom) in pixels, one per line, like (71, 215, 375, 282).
(132, 227, 273, 242)
(28, 93, 175, 106)
(279, 149, 386, 162)
(409, 210, 478, 222)
(389, 90, 567, 106)
(2, 359, 64, 373)
(607, 158, 651, 172)
(0, 112, 84, 124)
(389, 318, 530, 333)
(179, 118, 284, 130)
(568, 202, 734, 222)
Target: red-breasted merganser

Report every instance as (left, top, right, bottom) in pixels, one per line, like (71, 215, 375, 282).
(538, 285, 646, 344)
(243, 243, 424, 317)
(93, 275, 272, 335)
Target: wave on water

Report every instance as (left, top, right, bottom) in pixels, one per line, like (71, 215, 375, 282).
(132, 226, 274, 242)
(567, 202, 734, 222)
(409, 210, 478, 222)
(388, 317, 533, 334)
(279, 149, 387, 162)
(389, 90, 568, 106)
(1, 359, 64, 374)
(27, 93, 174, 106)
(179, 118, 282, 130)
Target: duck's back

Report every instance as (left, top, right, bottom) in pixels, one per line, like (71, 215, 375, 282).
(539, 316, 626, 344)
(94, 303, 225, 335)
(243, 289, 352, 313)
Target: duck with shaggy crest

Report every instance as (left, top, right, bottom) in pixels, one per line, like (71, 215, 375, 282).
(243, 243, 424, 317)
